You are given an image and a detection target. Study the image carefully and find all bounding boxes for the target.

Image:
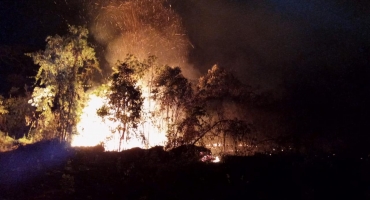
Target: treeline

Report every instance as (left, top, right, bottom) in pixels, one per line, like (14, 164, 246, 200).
(0, 26, 298, 155)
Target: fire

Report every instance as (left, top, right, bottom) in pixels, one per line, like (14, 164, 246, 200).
(72, 86, 168, 151)
(71, 94, 121, 151)
(72, 0, 191, 151)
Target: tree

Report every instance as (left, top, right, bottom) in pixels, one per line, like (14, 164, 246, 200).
(98, 59, 143, 151)
(0, 95, 34, 139)
(179, 65, 253, 154)
(27, 25, 100, 142)
(197, 65, 247, 101)
(152, 66, 193, 147)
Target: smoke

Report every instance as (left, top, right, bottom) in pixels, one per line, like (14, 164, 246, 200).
(167, 0, 370, 144)
(169, 0, 303, 92)
(75, 0, 369, 94)
(15, 0, 369, 146)
(84, 0, 200, 80)
(170, 0, 370, 94)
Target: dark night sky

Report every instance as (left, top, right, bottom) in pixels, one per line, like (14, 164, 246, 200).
(1, 0, 370, 150)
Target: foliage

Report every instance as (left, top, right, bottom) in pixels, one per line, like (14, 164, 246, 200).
(27, 25, 100, 142)
(153, 66, 193, 147)
(0, 95, 34, 140)
(0, 95, 8, 115)
(154, 66, 193, 111)
(0, 131, 16, 152)
(122, 54, 153, 80)
(178, 65, 253, 154)
(98, 59, 143, 151)
(0, 94, 35, 151)
(197, 65, 247, 101)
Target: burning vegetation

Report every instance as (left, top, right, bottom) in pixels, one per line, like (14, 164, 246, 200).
(0, 0, 291, 156)
(0, 22, 274, 156)
(0, 0, 284, 155)
(24, 25, 258, 155)
(1, 1, 370, 199)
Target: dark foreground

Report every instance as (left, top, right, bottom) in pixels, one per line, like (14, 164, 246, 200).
(0, 141, 369, 200)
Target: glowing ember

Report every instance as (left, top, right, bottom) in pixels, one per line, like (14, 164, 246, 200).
(213, 156, 221, 163)
(200, 154, 221, 163)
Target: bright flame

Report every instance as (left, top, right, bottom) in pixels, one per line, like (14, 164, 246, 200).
(71, 94, 120, 151)
(72, 86, 168, 151)
(71, 0, 200, 151)
(213, 156, 221, 163)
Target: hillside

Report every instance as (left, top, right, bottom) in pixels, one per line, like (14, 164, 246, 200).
(0, 141, 369, 200)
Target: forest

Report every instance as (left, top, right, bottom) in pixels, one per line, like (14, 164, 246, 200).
(0, 25, 285, 156)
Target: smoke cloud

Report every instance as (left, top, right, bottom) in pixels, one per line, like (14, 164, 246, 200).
(74, 0, 369, 95)
(170, 0, 303, 92)
(167, 0, 370, 145)
(84, 0, 200, 80)
(170, 0, 370, 94)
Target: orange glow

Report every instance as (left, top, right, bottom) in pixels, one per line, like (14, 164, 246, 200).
(72, 85, 168, 151)
(213, 156, 221, 163)
(71, 0, 194, 151)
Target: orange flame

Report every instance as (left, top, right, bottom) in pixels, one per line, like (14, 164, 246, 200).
(72, 86, 168, 151)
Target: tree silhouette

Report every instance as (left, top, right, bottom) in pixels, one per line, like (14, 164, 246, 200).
(179, 65, 253, 154)
(153, 66, 193, 147)
(99, 59, 143, 151)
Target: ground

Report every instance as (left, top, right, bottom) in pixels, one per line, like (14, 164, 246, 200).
(0, 141, 369, 200)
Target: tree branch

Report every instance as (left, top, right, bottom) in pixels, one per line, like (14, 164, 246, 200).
(191, 119, 231, 145)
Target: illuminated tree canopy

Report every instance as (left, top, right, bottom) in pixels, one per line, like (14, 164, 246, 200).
(0, 26, 269, 155)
